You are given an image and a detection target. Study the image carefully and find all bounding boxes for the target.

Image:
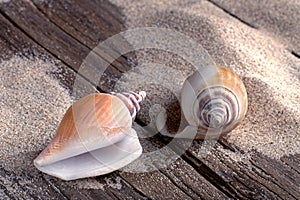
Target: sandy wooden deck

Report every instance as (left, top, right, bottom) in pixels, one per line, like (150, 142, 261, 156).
(0, 0, 299, 199)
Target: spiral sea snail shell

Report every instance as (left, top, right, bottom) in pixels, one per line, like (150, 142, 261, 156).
(158, 66, 248, 139)
(34, 91, 146, 181)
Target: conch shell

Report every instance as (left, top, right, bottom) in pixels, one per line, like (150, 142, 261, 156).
(158, 66, 248, 139)
(34, 91, 146, 181)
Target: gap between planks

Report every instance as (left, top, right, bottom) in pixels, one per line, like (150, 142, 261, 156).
(0, 6, 225, 197)
(0, 1, 298, 199)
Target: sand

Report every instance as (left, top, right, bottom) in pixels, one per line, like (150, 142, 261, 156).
(0, 55, 131, 195)
(0, 55, 72, 198)
(209, 0, 300, 54)
(0, 55, 73, 170)
(0, 1, 299, 197)
(110, 0, 300, 159)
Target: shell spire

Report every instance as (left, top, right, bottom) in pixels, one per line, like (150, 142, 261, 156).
(156, 66, 249, 140)
(182, 66, 248, 139)
(33, 92, 146, 181)
(111, 91, 146, 120)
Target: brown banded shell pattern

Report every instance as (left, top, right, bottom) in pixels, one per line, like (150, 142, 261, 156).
(182, 66, 248, 139)
(111, 91, 146, 120)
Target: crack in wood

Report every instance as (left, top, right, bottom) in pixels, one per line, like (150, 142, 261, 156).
(218, 138, 238, 153)
(213, 149, 281, 199)
(133, 120, 237, 198)
(250, 160, 297, 199)
(280, 155, 300, 174)
(0, 1, 298, 199)
(291, 51, 300, 59)
(31, 0, 126, 75)
(41, 176, 69, 200)
(207, 0, 258, 29)
(181, 151, 242, 199)
(117, 176, 150, 199)
(156, 169, 197, 199)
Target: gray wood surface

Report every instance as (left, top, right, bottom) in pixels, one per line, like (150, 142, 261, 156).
(0, 0, 299, 199)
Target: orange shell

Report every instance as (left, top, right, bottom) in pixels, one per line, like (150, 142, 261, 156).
(180, 66, 248, 139)
(34, 93, 133, 169)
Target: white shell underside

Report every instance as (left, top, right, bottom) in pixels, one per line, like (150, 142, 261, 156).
(34, 129, 142, 181)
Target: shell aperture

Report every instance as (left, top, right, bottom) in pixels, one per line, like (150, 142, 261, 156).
(34, 91, 146, 181)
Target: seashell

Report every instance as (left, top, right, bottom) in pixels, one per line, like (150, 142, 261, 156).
(158, 66, 247, 139)
(34, 91, 146, 181)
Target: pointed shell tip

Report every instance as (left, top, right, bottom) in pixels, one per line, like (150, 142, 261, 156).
(139, 91, 146, 100)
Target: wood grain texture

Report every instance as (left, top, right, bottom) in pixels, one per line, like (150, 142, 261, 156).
(0, 0, 298, 199)
(209, 0, 300, 54)
(0, 2, 146, 198)
(183, 141, 300, 199)
(0, 1, 228, 199)
(0, 9, 131, 200)
(0, 0, 132, 91)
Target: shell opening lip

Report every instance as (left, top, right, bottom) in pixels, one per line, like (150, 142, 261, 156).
(34, 129, 142, 181)
(33, 92, 146, 180)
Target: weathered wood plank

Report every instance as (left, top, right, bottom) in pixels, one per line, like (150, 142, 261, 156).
(49, 174, 148, 200)
(31, 0, 138, 91)
(281, 154, 300, 174)
(1, 0, 298, 199)
(250, 153, 300, 199)
(208, 0, 300, 54)
(118, 131, 229, 199)
(31, 0, 135, 71)
(157, 156, 229, 199)
(0, 0, 127, 92)
(0, 12, 39, 59)
(120, 171, 193, 200)
(101, 1, 299, 199)
(32, 0, 124, 47)
(0, 8, 145, 200)
(182, 141, 300, 199)
(186, 142, 279, 199)
(95, 174, 148, 200)
(0, 1, 229, 199)
(0, 162, 66, 199)
(1, 0, 88, 68)
(0, 13, 68, 200)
